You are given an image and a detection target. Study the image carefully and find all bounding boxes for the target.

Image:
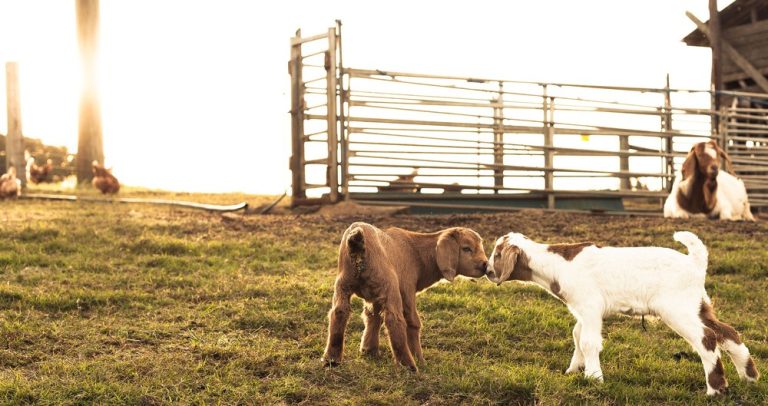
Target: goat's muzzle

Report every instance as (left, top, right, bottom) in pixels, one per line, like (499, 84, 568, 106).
(707, 165, 719, 178)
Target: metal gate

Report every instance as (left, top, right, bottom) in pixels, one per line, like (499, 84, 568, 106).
(289, 23, 768, 213)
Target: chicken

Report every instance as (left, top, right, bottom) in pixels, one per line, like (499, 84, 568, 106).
(91, 161, 120, 194)
(27, 157, 54, 184)
(0, 166, 21, 198)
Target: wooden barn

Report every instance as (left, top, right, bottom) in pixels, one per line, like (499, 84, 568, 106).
(684, 0, 768, 108)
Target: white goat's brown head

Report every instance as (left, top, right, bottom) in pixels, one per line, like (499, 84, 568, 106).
(435, 227, 488, 281)
(486, 233, 532, 285)
(682, 140, 731, 182)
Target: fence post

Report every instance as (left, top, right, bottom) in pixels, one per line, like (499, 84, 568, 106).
(5, 62, 26, 187)
(619, 136, 630, 191)
(326, 27, 339, 203)
(663, 74, 673, 192)
(718, 105, 728, 151)
(542, 86, 555, 209)
(336, 20, 349, 200)
(492, 82, 504, 193)
(289, 29, 306, 204)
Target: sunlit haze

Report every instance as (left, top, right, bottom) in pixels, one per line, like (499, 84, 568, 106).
(0, 1, 726, 194)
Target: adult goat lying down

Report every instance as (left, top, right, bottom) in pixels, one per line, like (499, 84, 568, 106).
(664, 140, 754, 221)
(486, 231, 759, 396)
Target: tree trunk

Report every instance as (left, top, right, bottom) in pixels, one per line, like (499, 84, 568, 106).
(76, 0, 104, 184)
(5, 62, 26, 187)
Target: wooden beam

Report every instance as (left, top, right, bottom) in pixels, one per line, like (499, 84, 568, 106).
(5, 62, 26, 187)
(709, 0, 722, 130)
(687, 11, 768, 94)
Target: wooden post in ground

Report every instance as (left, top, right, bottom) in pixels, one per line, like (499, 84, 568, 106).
(76, 0, 104, 184)
(289, 29, 306, 204)
(619, 134, 630, 191)
(326, 27, 339, 202)
(5, 62, 26, 187)
(492, 82, 504, 193)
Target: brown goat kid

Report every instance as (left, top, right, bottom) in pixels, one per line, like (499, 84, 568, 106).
(92, 161, 120, 194)
(322, 223, 488, 371)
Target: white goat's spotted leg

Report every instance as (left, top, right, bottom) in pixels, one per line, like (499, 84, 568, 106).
(721, 339, 759, 382)
(578, 316, 604, 382)
(565, 320, 585, 374)
(659, 310, 727, 396)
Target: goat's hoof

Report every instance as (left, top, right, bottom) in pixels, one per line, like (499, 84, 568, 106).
(584, 372, 604, 382)
(706, 387, 727, 396)
(565, 366, 583, 374)
(360, 348, 380, 358)
(321, 356, 340, 367)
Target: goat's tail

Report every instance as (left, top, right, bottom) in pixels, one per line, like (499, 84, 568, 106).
(673, 231, 708, 271)
(343, 224, 367, 276)
(346, 226, 365, 255)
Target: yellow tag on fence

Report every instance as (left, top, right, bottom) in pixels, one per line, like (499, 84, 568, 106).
(581, 134, 590, 142)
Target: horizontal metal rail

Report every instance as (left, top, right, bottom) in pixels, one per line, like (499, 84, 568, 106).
(314, 114, 711, 139)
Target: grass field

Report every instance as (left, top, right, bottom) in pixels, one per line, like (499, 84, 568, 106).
(0, 194, 766, 405)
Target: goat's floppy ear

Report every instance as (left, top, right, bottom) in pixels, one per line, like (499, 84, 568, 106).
(681, 147, 698, 180)
(713, 142, 733, 173)
(436, 229, 459, 282)
(497, 244, 520, 284)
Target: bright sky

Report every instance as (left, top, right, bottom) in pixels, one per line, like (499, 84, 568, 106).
(0, 0, 728, 194)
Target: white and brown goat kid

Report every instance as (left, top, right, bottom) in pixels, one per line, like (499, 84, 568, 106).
(486, 232, 759, 395)
(664, 140, 754, 221)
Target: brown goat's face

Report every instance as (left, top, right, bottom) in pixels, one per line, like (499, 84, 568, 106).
(684, 140, 728, 181)
(435, 228, 488, 281)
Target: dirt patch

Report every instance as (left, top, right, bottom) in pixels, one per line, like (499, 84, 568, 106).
(227, 207, 766, 251)
(315, 201, 409, 217)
